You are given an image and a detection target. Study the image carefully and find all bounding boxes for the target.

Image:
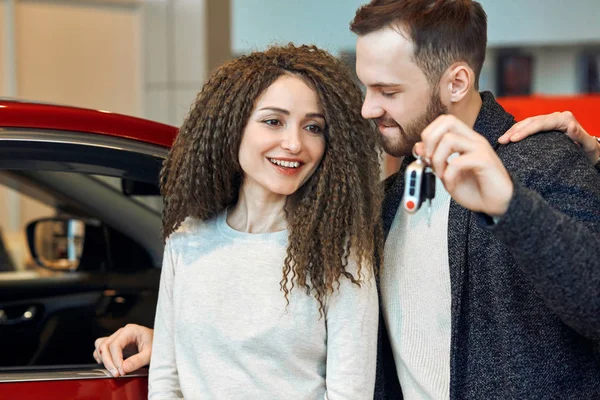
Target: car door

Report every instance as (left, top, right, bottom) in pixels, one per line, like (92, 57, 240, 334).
(0, 127, 168, 398)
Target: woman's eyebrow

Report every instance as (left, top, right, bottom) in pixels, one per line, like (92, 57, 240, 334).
(258, 107, 324, 120)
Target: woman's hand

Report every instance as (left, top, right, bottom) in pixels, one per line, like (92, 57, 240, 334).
(499, 111, 600, 164)
(93, 324, 154, 377)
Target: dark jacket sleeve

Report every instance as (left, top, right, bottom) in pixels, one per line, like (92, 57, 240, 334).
(479, 131, 600, 340)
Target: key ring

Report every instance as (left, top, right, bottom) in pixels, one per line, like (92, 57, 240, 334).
(412, 144, 430, 165)
(412, 144, 420, 160)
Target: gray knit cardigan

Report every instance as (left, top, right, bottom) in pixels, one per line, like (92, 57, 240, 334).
(374, 92, 600, 399)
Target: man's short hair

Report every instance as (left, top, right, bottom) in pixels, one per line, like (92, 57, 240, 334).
(350, 0, 487, 89)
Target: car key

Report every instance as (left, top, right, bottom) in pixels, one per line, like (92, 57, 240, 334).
(403, 155, 437, 226)
(422, 166, 436, 226)
(403, 157, 425, 213)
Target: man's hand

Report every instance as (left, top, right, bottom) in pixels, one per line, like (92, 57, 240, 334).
(415, 114, 513, 218)
(93, 324, 154, 377)
(498, 111, 600, 164)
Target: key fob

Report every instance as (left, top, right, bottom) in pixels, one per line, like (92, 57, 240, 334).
(403, 159, 425, 213)
(423, 167, 436, 201)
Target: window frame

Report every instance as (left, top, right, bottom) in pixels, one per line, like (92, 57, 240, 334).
(0, 128, 168, 384)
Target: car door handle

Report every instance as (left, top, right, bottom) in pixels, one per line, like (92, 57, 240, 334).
(0, 305, 37, 326)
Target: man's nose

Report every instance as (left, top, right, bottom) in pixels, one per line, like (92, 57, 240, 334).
(361, 93, 384, 120)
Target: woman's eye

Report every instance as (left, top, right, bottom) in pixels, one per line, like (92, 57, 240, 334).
(263, 119, 281, 126)
(305, 124, 323, 133)
(382, 92, 396, 98)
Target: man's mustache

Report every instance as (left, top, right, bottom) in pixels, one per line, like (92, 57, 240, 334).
(375, 117, 399, 127)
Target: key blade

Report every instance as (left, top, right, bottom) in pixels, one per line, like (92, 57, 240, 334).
(427, 199, 432, 227)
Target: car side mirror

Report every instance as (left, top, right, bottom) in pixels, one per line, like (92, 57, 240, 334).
(26, 218, 100, 271)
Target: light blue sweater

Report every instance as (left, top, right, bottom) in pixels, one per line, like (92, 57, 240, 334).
(149, 212, 378, 399)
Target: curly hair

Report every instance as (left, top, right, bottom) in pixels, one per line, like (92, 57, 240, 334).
(160, 44, 383, 312)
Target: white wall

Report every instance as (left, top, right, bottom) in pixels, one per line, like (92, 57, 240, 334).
(532, 47, 580, 95)
(0, 0, 16, 98)
(0, 1, 6, 96)
(232, 0, 364, 54)
(15, 0, 142, 115)
(143, 0, 208, 126)
(232, 1, 600, 96)
(233, 0, 600, 53)
(142, 0, 230, 126)
(481, 47, 584, 95)
(479, 0, 600, 47)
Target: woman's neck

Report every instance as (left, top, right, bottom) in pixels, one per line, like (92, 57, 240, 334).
(227, 184, 288, 234)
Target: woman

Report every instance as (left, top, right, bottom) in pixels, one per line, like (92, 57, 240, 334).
(148, 44, 382, 399)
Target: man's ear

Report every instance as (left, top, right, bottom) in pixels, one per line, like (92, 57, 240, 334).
(439, 62, 474, 104)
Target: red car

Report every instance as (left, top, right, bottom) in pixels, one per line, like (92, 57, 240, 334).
(0, 99, 177, 399)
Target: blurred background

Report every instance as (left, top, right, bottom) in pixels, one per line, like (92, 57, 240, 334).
(0, 0, 599, 270)
(2, 0, 599, 125)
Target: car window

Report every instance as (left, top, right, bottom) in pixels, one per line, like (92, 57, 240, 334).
(0, 173, 142, 274)
(0, 132, 165, 369)
(0, 133, 166, 267)
(0, 171, 162, 368)
(0, 171, 162, 274)
(91, 175, 163, 215)
(0, 176, 59, 273)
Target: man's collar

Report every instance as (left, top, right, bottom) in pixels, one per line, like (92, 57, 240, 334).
(473, 91, 516, 147)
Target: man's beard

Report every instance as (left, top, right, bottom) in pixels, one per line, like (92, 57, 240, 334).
(381, 92, 448, 158)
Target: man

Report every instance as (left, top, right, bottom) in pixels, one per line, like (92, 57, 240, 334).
(95, 1, 600, 398)
(351, 0, 599, 398)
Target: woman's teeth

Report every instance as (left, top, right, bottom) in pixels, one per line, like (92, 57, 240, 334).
(269, 158, 301, 168)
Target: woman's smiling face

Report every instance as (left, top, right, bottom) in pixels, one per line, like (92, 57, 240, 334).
(238, 75, 327, 198)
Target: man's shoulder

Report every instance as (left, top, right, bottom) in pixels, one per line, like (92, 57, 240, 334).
(497, 129, 600, 193)
(382, 170, 402, 194)
(497, 129, 582, 166)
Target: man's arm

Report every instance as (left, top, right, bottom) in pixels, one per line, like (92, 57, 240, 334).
(417, 115, 600, 340)
(485, 130, 600, 340)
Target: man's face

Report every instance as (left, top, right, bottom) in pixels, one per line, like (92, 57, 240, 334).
(356, 26, 447, 157)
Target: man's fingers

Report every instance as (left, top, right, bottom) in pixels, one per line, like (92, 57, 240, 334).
(421, 115, 479, 161)
(412, 141, 426, 160)
(442, 153, 479, 192)
(429, 133, 476, 178)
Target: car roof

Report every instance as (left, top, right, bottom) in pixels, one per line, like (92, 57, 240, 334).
(0, 98, 178, 148)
